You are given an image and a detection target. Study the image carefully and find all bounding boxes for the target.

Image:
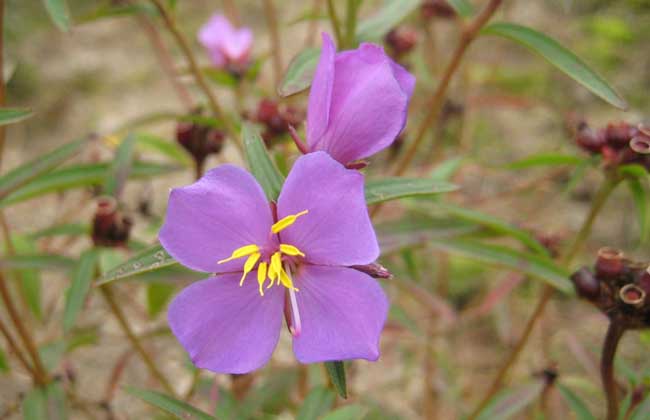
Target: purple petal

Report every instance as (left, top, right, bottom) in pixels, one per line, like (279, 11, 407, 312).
(277, 152, 379, 266)
(312, 42, 413, 163)
(198, 14, 234, 49)
(159, 165, 274, 274)
(168, 273, 285, 374)
(306, 33, 336, 149)
(220, 27, 253, 63)
(291, 265, 388, 363)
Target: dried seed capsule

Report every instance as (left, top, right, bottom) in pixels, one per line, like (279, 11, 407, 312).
(595, 247, 625, 279)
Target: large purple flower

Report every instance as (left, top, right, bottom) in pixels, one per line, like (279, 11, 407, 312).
(306, 33, 415, 165)
(160, 152, 388, 374)
(198, 14, 253, 70)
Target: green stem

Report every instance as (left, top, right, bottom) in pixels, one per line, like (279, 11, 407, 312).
(100, 284, 176, 396)
(344, 0, 360, 48)
(467, 175, 620, 420)
(326, 0, 344, 47)
(263, 0, 283, 88)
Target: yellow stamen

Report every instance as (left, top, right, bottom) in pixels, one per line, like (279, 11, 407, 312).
(239, 252, 260, 286)
(217, 244, 259, 264)
(279, 268, 298, 291)
(270, 252, 283, 286)
(279, 244, 305, 257)
(257, 262, 268, 296)
(271, 210, 309, 234)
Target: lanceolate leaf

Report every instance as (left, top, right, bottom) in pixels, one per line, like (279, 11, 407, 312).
(0, 138, 86, 201)
(325, 361, 348, 399)
(476, 381, 545, 420)
(12, 236, 43, 320)
(0, 161, 180, 208)
(556, 383, 596, 420)
(356, 0, 420, 41)
(0, 254, 75, 271)
(242, 123, 284, 201)
(297, 386, 336, 420)
(0, 107, 33, 126)
(428, 238, 573, 293)
(446, 0, 474, 18)
(321, 405, 368, 420)
(505, 153, 584, 170)
(63, 250, 99, 332)
(96, 244, 177, 285)
(42, 0, 71, 31)
(278, 48, 321, 97)
(482, 22, 627, 109)
(365, 178, 458, 205)
(125, 386, 216, 420)
(627, 177, 650, 243)
(105, 133, 137, 198)
(134, 133, 192, 166)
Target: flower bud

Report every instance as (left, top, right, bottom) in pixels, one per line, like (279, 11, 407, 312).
(595, 247, 625, 279)
(351, 263, 393, 279)
(570, 267, 600, 300)
(575, 122, 604, 153)
(620, 284, 646, 308)
(385, 27, 418, 58)
(604, 121, 637, 148)
(92, 196, 133, 247)
(175, 119, 225, 166)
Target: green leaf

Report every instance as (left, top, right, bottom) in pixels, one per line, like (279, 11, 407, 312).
(134, 133, 192, 166)
(431, 157, 464, 181)
(505, 153, 584, 170)
(278, 48, 321, 97)
(125, 386, 216, 420)
(0, 346, 8, 373)
(0, 254, 75, 271)
(42, 0, 71, 31)
(476, 382, 545, 420)
(627, 177, 650, 243)
(325, 361, 347, 399)
(63, 250, 99, 332)
(297, 386, 336, 420)
(427, 238, 573, 293)
(557, 383, 596, 420)
(0, 161, 180, 208)
(204, 68, 238, 87)
(22, 388, 47, 420)
(446, 0, 474, 18)
(44, 382, 68, 420)
(0, 139, 85, 201)
(482, 22, 627, 109)
(630, 393, 650, 420)
(321, 405, 367, 420)
(146, 282, 176, 318)
(28, 223, 88, 240)
(96, 244, 177, 285)
(104, 133, 137, 198)
(436, 204, 550, 256)
(356, 0, 420, 41)
(619, 163, 648, 179)
(12, 236, 42, 320)
(0, 107, 33, 126)
(242, 123, 284, 201)
(365, 178, 458, 205)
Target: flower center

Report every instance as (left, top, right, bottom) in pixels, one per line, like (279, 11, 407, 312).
(217, 210, 308, 296)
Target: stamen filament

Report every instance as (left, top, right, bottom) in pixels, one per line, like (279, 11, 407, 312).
(257, 262, 268, 296)
(239, 252, 261, 286)
(279, 244, 305, 257)
(286, 265, 302, 337)
(218, 244, 260, 264)
(271, 210, 309, 234)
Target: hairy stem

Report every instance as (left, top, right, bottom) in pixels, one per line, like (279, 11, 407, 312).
(602, 322, 625, 420)
(149, 0, 241, 149)
(263, 0, 283, 88)
(100, 284, 176, 396)
(467, 175, 620, 419)
(393, 0, 502, 176)
(326, 0, 344, 47)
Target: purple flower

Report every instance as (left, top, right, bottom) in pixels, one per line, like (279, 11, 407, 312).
(198, 14, 253, 69)
(160, 152, 388, 374)
(306, 33, 415, 165)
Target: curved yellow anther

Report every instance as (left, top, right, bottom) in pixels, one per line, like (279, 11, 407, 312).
(279, 244, 305, 257)
(279, 268, 298, 291)
(257, 262, 268, 296)
(271, 210, 309, 234)
(218, 244, 259, 264)
(239, 252, 261, 286)
(270, 252, 283, 286)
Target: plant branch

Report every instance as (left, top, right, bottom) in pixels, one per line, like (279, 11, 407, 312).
(148, 0, 241, 148)
(392, 0, 502, 176)
(0, 317, 36, 377)
(602, 322, 625, 420)
(100, 284, 176, 396)
(467, 174, 620, 419)
(263, 0, 283, 88)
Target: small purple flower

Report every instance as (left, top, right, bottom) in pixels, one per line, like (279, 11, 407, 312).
(160, 152, 388, 374)
(198, 14, 253, 70)
(306, 33, 415, 165)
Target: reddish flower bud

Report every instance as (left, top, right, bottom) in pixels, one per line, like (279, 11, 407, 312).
(421, 0, 456, 19)
(250, 99, 305, 146)
(570, 267, 600, 301)
(175, 117, 226, 167)
(604, 121, 638, 148)
(385, 27, 418, 58)
(92, 196, 133, 247)
(575, 122, 605, 153)
(595, 247, 625, 279)
(638, 266, 650, 296)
